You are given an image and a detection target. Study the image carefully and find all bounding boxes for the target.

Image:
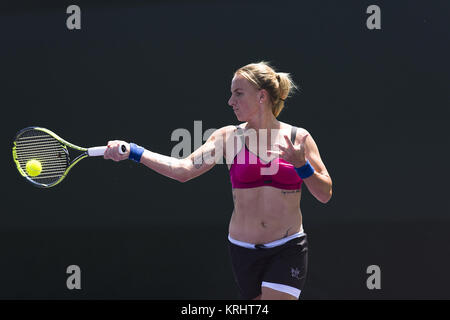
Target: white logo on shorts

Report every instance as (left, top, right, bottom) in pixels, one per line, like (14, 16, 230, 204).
(291, 267, 301, 280)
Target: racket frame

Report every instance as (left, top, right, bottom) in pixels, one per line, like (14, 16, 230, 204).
(13, 127, 96, 188)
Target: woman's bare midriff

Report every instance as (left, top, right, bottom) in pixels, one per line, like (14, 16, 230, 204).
(224, 122, 304, 244)
(229, 186, 303, 244)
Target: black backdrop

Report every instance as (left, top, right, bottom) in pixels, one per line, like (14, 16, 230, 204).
(1, 0, 449, 299)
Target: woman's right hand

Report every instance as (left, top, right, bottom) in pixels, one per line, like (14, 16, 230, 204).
(103, 140, 130, 162)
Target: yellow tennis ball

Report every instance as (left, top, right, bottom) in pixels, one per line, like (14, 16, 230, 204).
(26, 159, 42, 177)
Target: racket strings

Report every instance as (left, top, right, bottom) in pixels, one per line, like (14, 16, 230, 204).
(14, 129, 69, 185)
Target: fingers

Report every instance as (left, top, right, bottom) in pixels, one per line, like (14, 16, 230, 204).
(273, 143, 287, 152)
(104, 140, 128, 162)
(267, 148, 290, 161)
(283, 133, 308, 147)
(270, 133, 308, 163)
(270, 138, 290, 159)
(300, 134, 309, 145)
(266, 150, 282, 156)
(283, 135, 293, 148)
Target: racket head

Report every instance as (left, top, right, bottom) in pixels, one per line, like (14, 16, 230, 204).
(12, 127, 87, 188)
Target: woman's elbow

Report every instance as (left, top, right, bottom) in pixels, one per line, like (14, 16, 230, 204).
(177, 176, 193, 183)
(175, 164, 193, 183)
(318, 187, 332, 204)
(176, 170, 191, 183)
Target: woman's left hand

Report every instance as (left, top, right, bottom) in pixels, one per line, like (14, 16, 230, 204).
(267, 134, 309, 168)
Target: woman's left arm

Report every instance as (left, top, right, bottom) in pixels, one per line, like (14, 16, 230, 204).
(298, 131, 332, 203)
(271, 129, 333, 204)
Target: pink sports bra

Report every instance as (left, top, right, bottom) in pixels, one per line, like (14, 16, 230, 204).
(229, 126, 303, 190)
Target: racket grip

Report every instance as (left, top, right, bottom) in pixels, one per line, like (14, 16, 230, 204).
(87, 144, 127, 157)
(87, 146, 108, 157)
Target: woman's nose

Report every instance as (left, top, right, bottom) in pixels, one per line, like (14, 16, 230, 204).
(228, 96, 236, 107)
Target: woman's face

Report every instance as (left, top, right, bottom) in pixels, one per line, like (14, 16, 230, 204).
(228, 74, 261, 122)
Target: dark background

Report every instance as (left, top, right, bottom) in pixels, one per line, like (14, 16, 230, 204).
(1, 0, 449, 299)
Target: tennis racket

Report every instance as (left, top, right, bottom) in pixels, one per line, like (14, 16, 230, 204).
(12, 126, 126, 188)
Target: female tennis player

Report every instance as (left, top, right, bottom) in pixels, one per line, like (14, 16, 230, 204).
(104, 61, 332, 300)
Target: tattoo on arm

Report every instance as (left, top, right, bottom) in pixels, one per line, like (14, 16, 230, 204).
(192, 155, 203, 169)
(192, 149, 216, 170)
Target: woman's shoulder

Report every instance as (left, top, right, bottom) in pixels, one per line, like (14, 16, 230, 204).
(214, 124, 243, 136)
(215, 123, 248, 136)
(233, 122, 246, 130)
(279, 121, 309, 143)
(209, 124, 244, 147)
(212, 124, 245, 161)
(278, 121, 307, 132)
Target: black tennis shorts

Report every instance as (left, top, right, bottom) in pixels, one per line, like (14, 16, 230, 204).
(228, 234, 308, 299)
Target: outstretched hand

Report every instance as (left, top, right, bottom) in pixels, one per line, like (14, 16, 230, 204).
(267, 134, 309, 168)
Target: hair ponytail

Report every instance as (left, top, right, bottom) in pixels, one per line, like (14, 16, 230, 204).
(273, 72, 297, 117)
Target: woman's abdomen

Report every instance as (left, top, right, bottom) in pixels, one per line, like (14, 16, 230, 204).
(229, 186, 302, 244)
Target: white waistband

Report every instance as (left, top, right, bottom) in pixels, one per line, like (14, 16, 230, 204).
(228, 229, 305, 249)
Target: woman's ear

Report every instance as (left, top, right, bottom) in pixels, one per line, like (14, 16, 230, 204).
(259, 89, 267, 103)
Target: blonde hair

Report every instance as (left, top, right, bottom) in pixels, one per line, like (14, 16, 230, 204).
(235, 61, 298, 117)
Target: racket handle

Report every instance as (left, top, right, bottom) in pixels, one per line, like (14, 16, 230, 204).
(87, 146, 107, 157)
(87, 143, 127, 157)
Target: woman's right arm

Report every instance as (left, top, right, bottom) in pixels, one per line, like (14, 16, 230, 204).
(104, 125, 236, 182)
